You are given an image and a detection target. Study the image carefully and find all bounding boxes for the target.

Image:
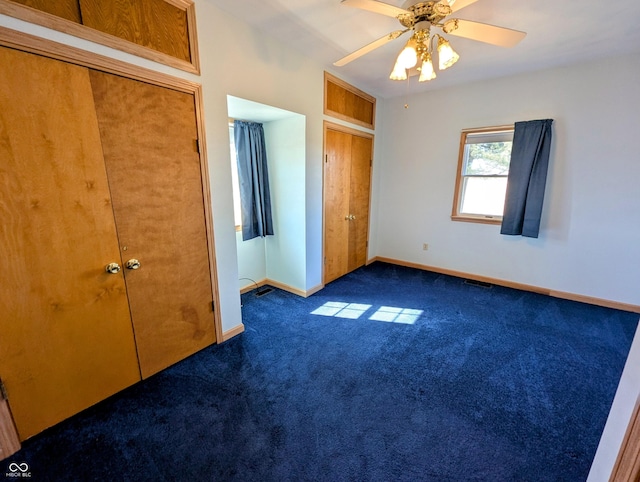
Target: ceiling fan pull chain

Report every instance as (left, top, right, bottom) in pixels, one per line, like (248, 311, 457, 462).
(404, 75, 410, 109)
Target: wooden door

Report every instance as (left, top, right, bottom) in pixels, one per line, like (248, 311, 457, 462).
(89, 71, 216, 378)
(348, 134, 373, 272)
(324, 129, 351, 283)
(0, 47, 141, 440)
(323, 125, 373, 284)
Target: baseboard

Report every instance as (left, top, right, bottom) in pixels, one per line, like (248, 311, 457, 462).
(548, 290, 640, 314)
(264, 279, 307, 297)
(304, 283, 324, 298)
(371, 256, 640, 314)
(240, 279, 268, 295)
(222, 323, 245, 342)
(240, 279, 325, 298)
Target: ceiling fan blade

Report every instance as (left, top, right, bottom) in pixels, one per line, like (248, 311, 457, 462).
(444, 19, 526, 47)
(441, 0, 481, 14)
(340, 0, 409, 19)
(334, 29, 409, 66)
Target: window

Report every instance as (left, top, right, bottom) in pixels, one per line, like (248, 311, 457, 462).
(228, 124, 242, 229)
(451, 126, 514, 224)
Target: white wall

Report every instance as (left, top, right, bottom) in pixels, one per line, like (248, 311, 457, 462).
(196, 1, 326, 330)
(373, 53, 640, 306)
(236, 232, 267, 289)
(264, 116, 307, 290)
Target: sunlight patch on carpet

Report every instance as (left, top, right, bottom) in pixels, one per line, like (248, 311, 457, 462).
(311, 302, 372, 319)
(311, 302, 422, 324)
(369, 306, 423, 324)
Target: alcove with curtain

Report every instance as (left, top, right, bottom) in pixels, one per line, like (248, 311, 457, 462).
(227, 95, 307, 296)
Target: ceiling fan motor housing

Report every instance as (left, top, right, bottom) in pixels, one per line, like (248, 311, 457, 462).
(399, 1, 453, 29)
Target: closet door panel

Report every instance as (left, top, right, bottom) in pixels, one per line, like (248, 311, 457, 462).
(0, 47, 141, 440)
(324, 128, 351, 284)
(89, 71, 216, 378)
(348, 134, 372, 272)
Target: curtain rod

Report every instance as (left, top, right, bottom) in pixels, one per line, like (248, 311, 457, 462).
(229, 117, 263, 126)
(461, 124, 514, 133)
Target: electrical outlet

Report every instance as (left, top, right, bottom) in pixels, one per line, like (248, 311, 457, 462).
(422, 243, 429, 251)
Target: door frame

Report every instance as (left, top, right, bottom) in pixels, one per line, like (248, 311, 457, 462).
(322, 120, 375, 285)
(609, 396, 640, 481)
(0, 26, 223, 345)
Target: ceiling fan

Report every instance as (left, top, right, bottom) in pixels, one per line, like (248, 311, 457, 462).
(334, 0, 526, 82)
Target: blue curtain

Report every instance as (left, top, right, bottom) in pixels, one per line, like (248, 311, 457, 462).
(234, 120, 274, 241)
(500, 119, 553, 238)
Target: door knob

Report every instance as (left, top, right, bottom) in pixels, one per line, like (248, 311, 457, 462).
(125, 259, 141, 270)
(351, 214, 356, 220)
(105, 262, 121, 274)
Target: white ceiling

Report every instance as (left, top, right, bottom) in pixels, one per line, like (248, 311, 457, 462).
(228, 95, 301, 123)
(206, 0, 640, 99)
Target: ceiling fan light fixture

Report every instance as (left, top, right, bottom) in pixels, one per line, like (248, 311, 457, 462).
(418, 54, 436, 82)
(389, 61, 407, 81)
(334, 0, 526, 85)
(437, 36, 459, 70)
(396, 37, 418, 69)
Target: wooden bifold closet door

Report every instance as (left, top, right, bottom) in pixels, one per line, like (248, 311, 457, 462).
(0, 46, 216, 440)
(324, 126, 373, 284)
(0, 47, 141, 440)
(89, 71, 216, 379)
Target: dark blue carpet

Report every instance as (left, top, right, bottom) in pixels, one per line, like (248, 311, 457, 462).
(6, 262, 638, 481)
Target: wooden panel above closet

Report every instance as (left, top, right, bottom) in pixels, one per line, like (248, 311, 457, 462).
(9, 0, 81, 22)
(0, 0, 199, 73)
(324, 72, 376, 130)
(80, 0, 191, 63)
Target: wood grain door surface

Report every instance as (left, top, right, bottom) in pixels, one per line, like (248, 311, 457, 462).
(348, 134, 372, 272)
(78, 0, 191, 62)
(324, 126, 372, 284)
(0, 47, 217, 439)
(324, 129, 351, 284)
(0, 47, 141, 440)
(89, 71, 216, 378)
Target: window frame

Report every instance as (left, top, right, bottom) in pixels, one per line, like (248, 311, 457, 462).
(451, 125, 514, 225)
